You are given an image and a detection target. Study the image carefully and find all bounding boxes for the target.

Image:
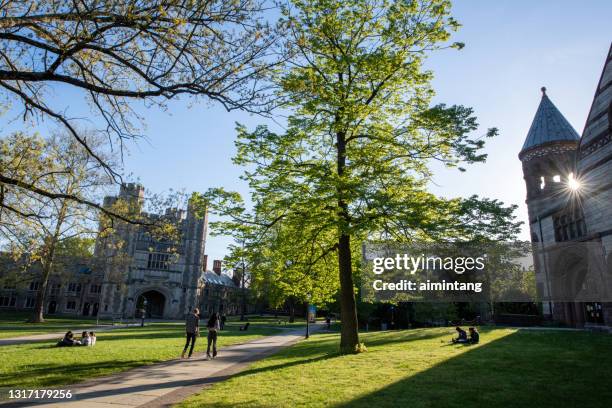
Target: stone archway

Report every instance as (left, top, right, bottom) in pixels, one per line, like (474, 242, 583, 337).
(136, 290, 166, 318)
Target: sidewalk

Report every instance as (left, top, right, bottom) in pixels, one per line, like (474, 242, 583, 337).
(0, 324, 142, 347)
(2, 324, 321, 407)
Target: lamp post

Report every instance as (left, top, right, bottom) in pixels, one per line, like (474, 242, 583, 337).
(141, 298, 148, 327)
(305, 294, 312, 339)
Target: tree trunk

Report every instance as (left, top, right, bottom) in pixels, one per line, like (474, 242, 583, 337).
(336, 129, 360, 353)
(288, 296, 295, 323)
(31, 255, 53, 323)
(338, 232, 359, 352)
(240, 262, 247, 321)
(30, 199, 67, 323)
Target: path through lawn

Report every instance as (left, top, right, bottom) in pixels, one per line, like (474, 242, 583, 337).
(0, 322, 281, 389)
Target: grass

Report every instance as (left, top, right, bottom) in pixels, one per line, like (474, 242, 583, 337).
(0, 322, 282, 388)
(0, 311, 116, 339)
(179, 327, 612, 408)
(226, 315, 308, 328)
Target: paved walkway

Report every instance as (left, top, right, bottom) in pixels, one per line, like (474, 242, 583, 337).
(2, 324, 321, 407)
(0, 324, 141, 346)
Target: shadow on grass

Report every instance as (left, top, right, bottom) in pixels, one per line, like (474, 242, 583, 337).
(335, 329, 612, 408)
(216, 329, 453, 380)
(22, 327, 282, 350)
(0, 359, 157, 388)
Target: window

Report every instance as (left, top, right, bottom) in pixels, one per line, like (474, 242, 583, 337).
(147, 253, 170, 270)
(25, 297, 36, 308)
(29, 281, 40, 291)
(90, 284, 102, 294)
(554, 209, 587, 242)
(0, 296, 16, 307)
(68, 283, 81, 293)
(66, 301, 76, 310)
(50, 283, 61, 295)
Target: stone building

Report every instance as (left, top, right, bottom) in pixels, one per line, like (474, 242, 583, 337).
(0, 183, 248, 319)
(96, 183, 208, 320)
(519, 43, 612, 328)
(0, 256, 104, 316)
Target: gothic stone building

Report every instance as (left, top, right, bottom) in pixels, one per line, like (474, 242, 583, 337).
(0, 183, 244, 319)
(95, 183, 208, 320)
(520, 43, 612, 329)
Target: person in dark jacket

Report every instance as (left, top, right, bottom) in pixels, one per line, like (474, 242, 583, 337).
(452, 327, 468, 344)
(181, 308, 200, 359)
(206, 312, 220, 359)
(58, 331, 77, 347)
(220, 314, 227, 330)
(469, 327, 480, 344)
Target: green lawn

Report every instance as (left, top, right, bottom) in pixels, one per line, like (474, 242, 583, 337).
(226, 314, 308, 328)
(0, 311, 116, 339)
(179, 327, 612, 408)
(0, 323, 281, 388)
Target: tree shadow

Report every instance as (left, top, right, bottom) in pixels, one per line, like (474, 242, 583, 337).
(334, 330, 612, 408)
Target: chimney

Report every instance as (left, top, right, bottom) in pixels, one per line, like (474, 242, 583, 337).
(213, 260, 222, 275)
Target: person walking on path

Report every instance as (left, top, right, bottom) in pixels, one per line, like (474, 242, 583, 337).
(206, 312, 220, 360)
(181, 307, 200, 359)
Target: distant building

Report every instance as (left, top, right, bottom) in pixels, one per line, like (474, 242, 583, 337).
(199, 261, 243, 316)
(519, 43, 612, 328)
(0, 184, 251, 320)
(0, 256, 104, 316)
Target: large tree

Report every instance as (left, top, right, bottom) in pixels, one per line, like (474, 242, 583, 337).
(0, 132, 114, 322)
(205, 0, 521, 353)
(0, 0, 279, 216)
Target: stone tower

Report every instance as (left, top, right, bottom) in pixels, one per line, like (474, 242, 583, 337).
(180, 198, 208, 316)
(519, 88, 581, 317)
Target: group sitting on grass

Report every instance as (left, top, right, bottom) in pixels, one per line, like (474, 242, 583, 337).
(57, 330, 97, 347)
(451, 327, 479, 344)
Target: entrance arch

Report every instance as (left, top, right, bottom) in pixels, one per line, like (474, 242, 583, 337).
(136, 290, 166, 318)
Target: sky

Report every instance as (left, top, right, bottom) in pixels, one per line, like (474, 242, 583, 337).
(4, 1, 612, 268)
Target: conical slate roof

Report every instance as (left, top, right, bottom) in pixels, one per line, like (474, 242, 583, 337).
(521, 87, 580, 152)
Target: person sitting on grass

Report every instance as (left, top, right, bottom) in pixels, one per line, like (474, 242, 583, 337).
(239, 322, 250, 331)
(89, 331, 97, 346)
(80, 331, 92, 346)
(58, 331, 77, 347)
(469, 327, 480, 344)
(451, 327, 468, 344)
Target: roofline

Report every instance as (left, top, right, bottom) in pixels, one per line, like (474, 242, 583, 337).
(578, 41, 612, 150)
(518, 139, 579, 161)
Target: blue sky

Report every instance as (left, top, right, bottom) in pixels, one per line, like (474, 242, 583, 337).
(4, 1, 612, 267)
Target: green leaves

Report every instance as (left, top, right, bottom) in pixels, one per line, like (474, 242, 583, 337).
(207, 0, 521, 319)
